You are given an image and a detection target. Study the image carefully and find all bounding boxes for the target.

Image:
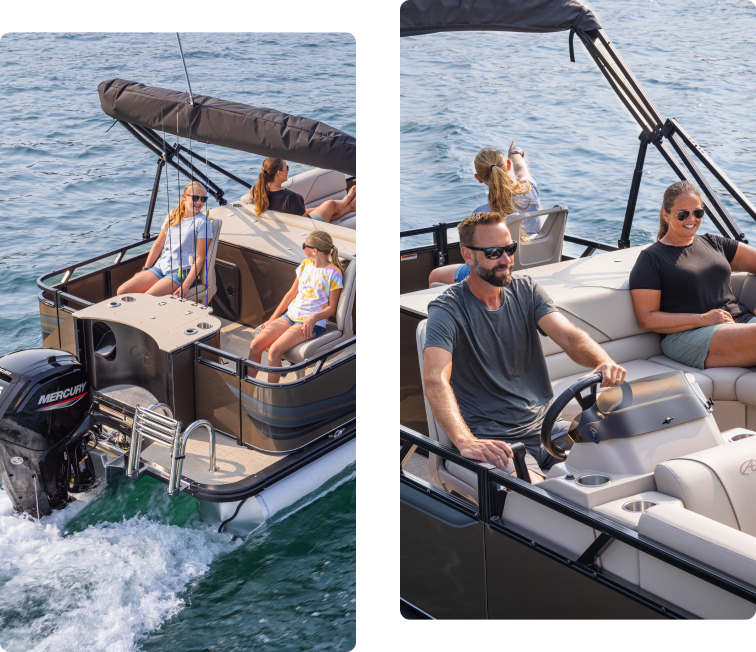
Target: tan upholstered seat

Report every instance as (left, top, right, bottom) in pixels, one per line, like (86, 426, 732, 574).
(654, 437, 756, 535)
(189, 217, 222, 304)
(249, 257, 356, 366)
(416, 319, 480, 504)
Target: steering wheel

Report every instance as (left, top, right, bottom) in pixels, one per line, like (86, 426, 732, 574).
(541, 372, 603, 460)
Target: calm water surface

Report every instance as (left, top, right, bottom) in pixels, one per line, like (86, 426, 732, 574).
(0, 32, 355, 651)
(401, 0, 756, 253)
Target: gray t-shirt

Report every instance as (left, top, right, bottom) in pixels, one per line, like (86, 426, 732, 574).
(424, 275, 558, 445)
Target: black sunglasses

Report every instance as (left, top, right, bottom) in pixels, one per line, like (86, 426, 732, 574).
(466, 242, 518, 259)
(302, 242, 329, 253)
(187, 195, 207, 204)
(676, 208, 705, 221)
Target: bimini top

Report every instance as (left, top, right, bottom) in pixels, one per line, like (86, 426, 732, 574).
(98, 79, 356, 177)
(400, 0, 600, 36)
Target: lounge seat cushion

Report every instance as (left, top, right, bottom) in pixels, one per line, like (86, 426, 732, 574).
(639, 503, 756, 589)
(251, 322, 343, 364)
(649, 355, 749, 401)
(735, 373, 756, 407)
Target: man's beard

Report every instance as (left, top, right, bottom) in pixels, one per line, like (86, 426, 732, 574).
(473, 259, 514, 287)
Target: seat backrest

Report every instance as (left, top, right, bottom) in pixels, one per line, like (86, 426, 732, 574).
(199, 217, 222, 300)
(507, 205, 568, 271)
(282, 168, 347, 208)
(654, 437, 756, 536)
(335, 258, 356, 337)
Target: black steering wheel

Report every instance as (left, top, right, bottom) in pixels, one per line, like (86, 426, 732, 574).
(541, 372, 603, 460)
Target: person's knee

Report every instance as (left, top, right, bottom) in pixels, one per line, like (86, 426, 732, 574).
(428, 265, 457, 287)
(268, 342, 287, 361)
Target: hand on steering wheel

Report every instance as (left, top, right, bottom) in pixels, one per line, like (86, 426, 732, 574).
(541, 372, 604, 460)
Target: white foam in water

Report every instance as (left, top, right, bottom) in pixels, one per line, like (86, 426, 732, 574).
(0, 488, 239, 652)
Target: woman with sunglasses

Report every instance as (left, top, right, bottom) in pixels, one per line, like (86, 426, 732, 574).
(630, 180, 756, 369)
(247, 230, 344, 383)
(116, 181, 212, 298)
(251, 157, 356, 223)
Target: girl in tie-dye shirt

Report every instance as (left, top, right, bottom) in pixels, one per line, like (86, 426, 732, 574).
(248, 231, 345, 383)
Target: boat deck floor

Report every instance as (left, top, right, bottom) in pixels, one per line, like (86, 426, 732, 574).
(140, 429, 286, 486)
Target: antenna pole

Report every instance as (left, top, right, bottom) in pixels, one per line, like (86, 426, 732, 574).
(176, 33, 195, 106)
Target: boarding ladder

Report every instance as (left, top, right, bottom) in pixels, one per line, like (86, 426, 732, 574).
(126, 404, 217, 495)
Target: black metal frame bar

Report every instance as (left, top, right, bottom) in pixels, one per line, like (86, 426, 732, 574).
(400, 426, 756, 607)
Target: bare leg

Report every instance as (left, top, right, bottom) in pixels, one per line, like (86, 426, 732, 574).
(145, 278, 179, 297)
(247, 318, 291, 379)
(266, 324, 312, 383)
(117, 270, 161, 295)
(428, 265, 463, 287)
(704, 323, 756, 368)
(305, 185, 357, 223)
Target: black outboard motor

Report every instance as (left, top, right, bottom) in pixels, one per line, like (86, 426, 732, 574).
(0, 348, 95, 516)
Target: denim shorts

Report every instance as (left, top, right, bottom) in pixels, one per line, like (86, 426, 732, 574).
(661, 315, 756, 369)
(148, 266, 196, 289)
(282, 314, 326, 338)
(453, 264, 471, 283)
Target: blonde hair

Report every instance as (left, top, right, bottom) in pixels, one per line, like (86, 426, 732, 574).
(657, 180, 703, 240)
(474, 148, 534, 215)
(253, 157, 285, 216)
(168, 181, 206, 228)
(306, 230, 345, 274)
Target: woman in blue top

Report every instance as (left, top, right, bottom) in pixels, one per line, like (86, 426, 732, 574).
(117, 181, 212, 298)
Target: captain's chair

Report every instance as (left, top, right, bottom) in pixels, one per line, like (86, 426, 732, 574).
(250, 257, 356, 372)
(507, 205, 568, 271)
(190, 217, 222, 304)
(416, 319, 481, 504)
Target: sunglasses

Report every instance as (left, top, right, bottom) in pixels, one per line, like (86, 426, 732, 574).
(676, 208, 705, 221)
(466, 242, 518, 259)
(185, 195, 207, 204)
(302, 242, 329, 253)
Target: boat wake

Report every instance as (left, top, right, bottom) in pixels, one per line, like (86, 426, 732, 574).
(0, 481, 238, 652)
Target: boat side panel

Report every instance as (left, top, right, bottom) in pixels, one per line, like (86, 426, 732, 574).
(399, 245, 464, 295)
(109, 254, 149, 297)
(484, 525, 667, 619)
(38, 291, 61, 350)
(215, 242, 297, 327)
(194, 348, 242, 441)
(400, 484, 487, 619)
(240, 358, 356, 452)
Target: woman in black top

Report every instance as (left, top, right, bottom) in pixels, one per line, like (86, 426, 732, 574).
(629, 180, 756, 369)
(251, 157, 356, 223)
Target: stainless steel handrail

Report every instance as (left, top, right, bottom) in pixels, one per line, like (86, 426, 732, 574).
(127, 405, 216, 496)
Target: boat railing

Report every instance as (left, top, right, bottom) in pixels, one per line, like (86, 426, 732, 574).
(127, 405, 217, 495)
(400, 221, 617, 263)
(400, 425, 756, 607)
(195, 336, 356, 386)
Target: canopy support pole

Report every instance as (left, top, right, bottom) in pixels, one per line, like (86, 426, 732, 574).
(144, 156, 165, 240)
(618, 132, 650, 249)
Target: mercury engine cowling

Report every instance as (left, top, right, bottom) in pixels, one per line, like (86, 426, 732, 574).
(0, 348, 94, 516)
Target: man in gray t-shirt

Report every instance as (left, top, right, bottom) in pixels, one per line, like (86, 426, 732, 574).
(423, 211, 626, 481)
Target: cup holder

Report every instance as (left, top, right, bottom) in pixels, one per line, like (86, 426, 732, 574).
(196, 322, 213, 329)
(730, 433, 754, 442)
(120, 296, 136, 302)
(576, 474, 611, 487)
(622, 500, 658, 513)
(183, 328, 198, 336)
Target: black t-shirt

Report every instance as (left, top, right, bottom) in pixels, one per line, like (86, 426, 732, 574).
(251, 188, 306, 216)
(628, 233, 751, 338)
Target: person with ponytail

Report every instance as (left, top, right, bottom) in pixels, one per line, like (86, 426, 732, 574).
(630, 180, 756, 369)
(248, 230, 344, 383)
(251, 157, 356, 223)
(117, 181, 211, 297)
(428, 142, 540, 286)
